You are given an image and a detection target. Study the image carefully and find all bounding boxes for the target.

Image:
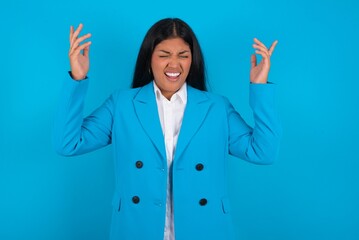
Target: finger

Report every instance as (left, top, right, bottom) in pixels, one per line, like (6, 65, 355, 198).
(71, 33, 91, 49)
(72, 23, 83, 42)
(83, 45, 90, 58)
(71, 41, 92, 56)
(252, 43, 269, 54)
(69, 33, 92, 55)
(253, 44, 271, 60)
(255, 50, 270, 62)
(250, 54, 257, 69)
(69, 26, 74, 43)
(268, 40, 278, 56)
(70, 23, 83, 47)
(70, 41, 92, 57)
(254, 38, 266, 49)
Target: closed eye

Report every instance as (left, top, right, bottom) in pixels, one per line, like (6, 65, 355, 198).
(179, 50, 190, 59)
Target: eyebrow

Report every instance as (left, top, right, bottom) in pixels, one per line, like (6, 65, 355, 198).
(179, 50, 190, 54)
(158, 50, 190, 54)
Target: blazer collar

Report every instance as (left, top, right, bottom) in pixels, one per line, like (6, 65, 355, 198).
(175, 86, 211, 163)
(133, 82, 167, 162)
(133, 81, 212, 166)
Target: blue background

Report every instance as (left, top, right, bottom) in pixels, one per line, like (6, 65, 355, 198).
(1, 0, 358, 239)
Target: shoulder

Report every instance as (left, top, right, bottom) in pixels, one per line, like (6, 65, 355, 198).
(188, 86, 231, 107)
(111, 87, 142, 102)
(187, 87, 234, 119)
(206, 91, 229, 104)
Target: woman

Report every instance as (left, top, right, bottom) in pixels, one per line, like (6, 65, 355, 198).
(54, 18, 281, 240)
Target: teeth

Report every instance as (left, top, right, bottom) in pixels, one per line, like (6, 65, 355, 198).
(165, 72, 180, 77)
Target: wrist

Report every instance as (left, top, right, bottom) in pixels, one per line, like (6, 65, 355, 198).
(69, 71, 87, 80)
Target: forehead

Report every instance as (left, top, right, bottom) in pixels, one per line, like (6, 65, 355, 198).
(154, 38, 190, 51)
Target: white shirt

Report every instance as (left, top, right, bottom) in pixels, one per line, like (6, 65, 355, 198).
(153, 81, 187, 240)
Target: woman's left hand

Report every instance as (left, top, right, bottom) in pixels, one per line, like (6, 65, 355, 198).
(250, 38, 278, 84)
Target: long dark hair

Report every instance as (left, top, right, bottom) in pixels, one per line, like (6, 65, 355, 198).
(131, 18, 206, 91)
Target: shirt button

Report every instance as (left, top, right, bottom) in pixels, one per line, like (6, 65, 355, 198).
(195, 163, 204, 171)
(135, 161, 143, 169)
(132, 196, 140, 204)
(199, 198, 207, 206)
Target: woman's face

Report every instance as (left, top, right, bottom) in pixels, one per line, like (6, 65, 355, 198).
(151, 37, 192, 100)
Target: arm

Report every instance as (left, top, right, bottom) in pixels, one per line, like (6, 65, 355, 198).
(53, 76, 114, 156)
(53, 24, 113, 156)
(227, 84, 282, 164)
(228, 38, 281, 164)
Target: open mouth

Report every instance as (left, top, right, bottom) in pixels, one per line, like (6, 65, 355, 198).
(165, 72, 181, 79)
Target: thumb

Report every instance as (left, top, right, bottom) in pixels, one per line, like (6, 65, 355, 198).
(84, 45, 90, 58)
(250, 54, 257, 69)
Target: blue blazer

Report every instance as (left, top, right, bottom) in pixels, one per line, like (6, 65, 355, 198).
(54, 76, 281, 240)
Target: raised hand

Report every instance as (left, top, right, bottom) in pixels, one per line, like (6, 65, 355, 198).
(68, 23, 92, 80)
(250, 38, 278, 84)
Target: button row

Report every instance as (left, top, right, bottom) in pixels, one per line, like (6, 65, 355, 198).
(135, 161, 204, 171)
(131, 196, 207, 206)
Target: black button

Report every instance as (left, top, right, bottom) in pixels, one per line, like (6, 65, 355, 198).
(135, 161, 143, 169)
(195, 163, 204, 171)
(132, 196, 140, 204)
(199, 198, 207, 206)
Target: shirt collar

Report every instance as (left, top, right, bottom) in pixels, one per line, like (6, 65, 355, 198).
(153, 81, 187, 104)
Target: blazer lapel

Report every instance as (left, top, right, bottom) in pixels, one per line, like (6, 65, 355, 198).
(175, 86, 212, 162)
(133, 82, 166, 161)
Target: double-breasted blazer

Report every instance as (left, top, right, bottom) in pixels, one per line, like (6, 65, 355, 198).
(54, 76, 281, 240)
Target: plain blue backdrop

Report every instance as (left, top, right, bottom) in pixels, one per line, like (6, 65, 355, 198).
(1, 0, 358, 239)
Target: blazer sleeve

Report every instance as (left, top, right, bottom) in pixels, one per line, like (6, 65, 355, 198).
(227, 83, 282, 164)
(53, 75, 114, 156)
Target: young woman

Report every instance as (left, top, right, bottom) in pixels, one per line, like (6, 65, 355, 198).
(54, 18, 281, 240)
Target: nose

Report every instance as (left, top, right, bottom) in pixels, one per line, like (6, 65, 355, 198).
(167, 56, 180, 68)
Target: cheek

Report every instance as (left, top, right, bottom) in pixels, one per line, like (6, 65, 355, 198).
(184, 60, 192, 73)
(151, 60, 164, 74)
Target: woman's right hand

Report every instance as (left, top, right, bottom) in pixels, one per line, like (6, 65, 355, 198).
(69, 23, 92, 80)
